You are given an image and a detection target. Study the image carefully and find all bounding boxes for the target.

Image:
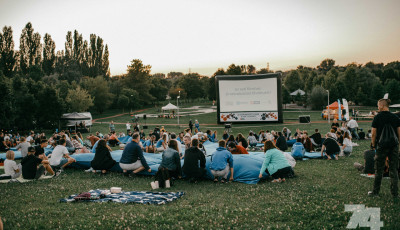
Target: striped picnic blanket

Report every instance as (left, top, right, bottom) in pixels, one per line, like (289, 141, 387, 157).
(60, 189, 185, 205)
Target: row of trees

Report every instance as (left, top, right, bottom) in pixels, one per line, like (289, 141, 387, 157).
(1, 22, 400, 130)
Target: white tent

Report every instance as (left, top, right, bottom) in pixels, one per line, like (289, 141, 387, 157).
(290, 89, 305, 96)
(162, 103, 178, 110)
(390, 104, 400, 108)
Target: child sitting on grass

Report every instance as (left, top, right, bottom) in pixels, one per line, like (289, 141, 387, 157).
(2, 150, 22, 179)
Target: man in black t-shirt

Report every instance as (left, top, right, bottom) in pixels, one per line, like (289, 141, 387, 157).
(21, 147, 55, 179)
(321, 133, 340, 160)
(310, 129, 322, 146)
(369, 99, 400, 198)
(35, 139, 48, 159)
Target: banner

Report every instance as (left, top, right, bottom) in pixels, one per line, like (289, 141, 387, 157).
(220, 112, 278, 122)
(342, 98, 350, 121)
(338, 99, 342, 121)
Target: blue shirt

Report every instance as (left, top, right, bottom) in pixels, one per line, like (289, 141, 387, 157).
(156, 139, 164, 148)
(208, 133, 216, 142)
(210, 147, 233, 171)
(291, 142, 305, 158)
(120, 141, 149, 170)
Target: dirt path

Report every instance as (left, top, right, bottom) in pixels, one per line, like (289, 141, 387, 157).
(92, 108, 149, 122)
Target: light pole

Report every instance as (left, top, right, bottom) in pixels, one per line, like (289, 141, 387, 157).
(130, 95, 133, 114)
(327, 90, 330, 124)
(177, 91, 181, 127)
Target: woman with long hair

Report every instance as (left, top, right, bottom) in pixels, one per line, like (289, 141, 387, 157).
(159, 140, 182, 179)
(259, 140, 293, 183)
(91, 139, 116, 175)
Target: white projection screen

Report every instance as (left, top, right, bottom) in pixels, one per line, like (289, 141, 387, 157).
(216, 73, 283, 123)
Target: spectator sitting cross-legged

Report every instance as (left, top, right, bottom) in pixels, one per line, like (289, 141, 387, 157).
(182, 138, 206, 183)
(22, 147, 56, 179)
(91, 139, 116, 175)
(119, 133, 151, 177)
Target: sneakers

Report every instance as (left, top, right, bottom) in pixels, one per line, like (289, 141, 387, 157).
(368, 191, 379, 197)
(85, 167, 94, 172)
(53, 169, 62, 178)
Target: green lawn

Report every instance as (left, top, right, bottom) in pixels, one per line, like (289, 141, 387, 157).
(1, 105, 398, 229)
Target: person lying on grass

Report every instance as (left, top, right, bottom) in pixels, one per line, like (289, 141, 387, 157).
(259, 140, 293, 183)
(320, 133, 341, 160)
(210, 140, 234, 183)
(22, 147, 56, 179)
(49, 139, 77, 173)
(91, 139, 116, 175)
(119, 133, 151, 177)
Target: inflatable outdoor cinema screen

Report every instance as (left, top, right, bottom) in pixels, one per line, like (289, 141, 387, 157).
(216, 73, 283, 124)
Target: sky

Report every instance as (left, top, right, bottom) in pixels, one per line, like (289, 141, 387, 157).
(0, 0, 399, 76)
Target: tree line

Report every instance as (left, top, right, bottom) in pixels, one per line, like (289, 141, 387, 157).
(1, 22, 399, 130)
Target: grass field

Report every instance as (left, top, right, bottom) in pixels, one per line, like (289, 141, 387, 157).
(1, 105, 399, 229)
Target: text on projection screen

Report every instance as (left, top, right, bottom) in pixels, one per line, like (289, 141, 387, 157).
(219, 78, 278, 112)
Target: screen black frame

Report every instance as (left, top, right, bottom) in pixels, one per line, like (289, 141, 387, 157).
(216, 73, 283, 124)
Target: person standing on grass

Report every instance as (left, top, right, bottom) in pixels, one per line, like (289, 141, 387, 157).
(183, 138, 206, 183)
(49, 139, 76, 173)
(109, 121, 116, 133)
(126, 121, 131, 135)
(22, 147, 56, 179)
(210, 140, 234, 183)
(195, 120, 200, 132)
(368, 99, 400, 198)
(259, 140, 293, 183)
(189, 120, 193, 133)
(119, 133, 151, 177)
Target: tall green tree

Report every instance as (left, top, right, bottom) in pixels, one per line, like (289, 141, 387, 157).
(42, 33, 56, 76)
(19, 22, 42, 74)
(0, 26, 17, 77)
(81, 76, 113, 113)
(65, 86, 94, 112)
(125, 59, 154, 105)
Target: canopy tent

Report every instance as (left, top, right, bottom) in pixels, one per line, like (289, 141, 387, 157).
(61, 112, 92, 132)
(390, 104, 400, 108)
(162, 103, 178, 110)
(326, 101, 344, 110)
(290, 89, 305, 96)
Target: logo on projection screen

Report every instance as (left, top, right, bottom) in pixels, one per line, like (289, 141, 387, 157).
(220, 112, 278, 122)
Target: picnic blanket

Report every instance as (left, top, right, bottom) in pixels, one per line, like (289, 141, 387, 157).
(60, 189, 185, 205)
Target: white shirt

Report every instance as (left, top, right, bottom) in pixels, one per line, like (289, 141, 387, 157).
(4, 159, 19, 176)
(126, 123, 131, 130)
(343, 138, 353, 152)
(49, 145, 69, 166)
(26, 136, 33, 142)
(347, 119, 358, 129)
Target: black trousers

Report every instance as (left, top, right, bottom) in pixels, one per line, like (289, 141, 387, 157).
(266, 166, 293, 179)
(373, 146, 399, 196)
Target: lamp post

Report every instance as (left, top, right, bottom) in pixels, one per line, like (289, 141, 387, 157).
(177, 91, 181, 127)
(327, 90, 330, 124)
(130, 95, 133, 114)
